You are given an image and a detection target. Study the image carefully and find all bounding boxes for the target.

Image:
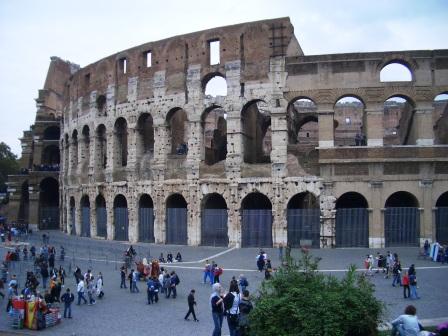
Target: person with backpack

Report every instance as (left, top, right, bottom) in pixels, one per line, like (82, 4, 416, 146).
(146, 277, 155, 304)
(170, 271, 180, 299)
(409, 272, 420, 300)
(61, 288, 75, 318)
(224, 282, 241, 336)
(238, 289, 253, 336)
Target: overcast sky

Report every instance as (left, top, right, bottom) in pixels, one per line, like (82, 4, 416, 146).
(0, 0, 447, 156)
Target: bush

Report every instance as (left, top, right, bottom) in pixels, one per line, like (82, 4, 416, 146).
(248, 251, 385, 336)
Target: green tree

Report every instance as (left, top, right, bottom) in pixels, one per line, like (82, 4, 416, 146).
(248, 252, 385, 336)
(0, 142, 19, 193)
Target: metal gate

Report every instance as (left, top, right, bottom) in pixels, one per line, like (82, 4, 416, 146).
(385, 207, 419, 247)
(201, 209, 228, 247)
(287, 209, 320, 248)
(436, 207, 448, 244)
(70, 207, 76, 235)
(241, 209, 272, 248)
(335, 208, 368, 247)
(114, 207, 129, 241)
(96, 206, 107, 238)
(81, 207, 91, 237)
(166, 208, 187, 245)
(139, 207, 154, 243)
(40, 207, 59, 230)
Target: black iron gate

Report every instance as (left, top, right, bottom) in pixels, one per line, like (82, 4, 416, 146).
(287, 208, 320, 248)
(201, 209, 228, 247)
(40, 207, 59, 230)
(114, 207, 129, 241)
(81, 207, 91, 237)
(385, 207, 419, 247)
(166, 208, 187, 245)
(436, 207, 448, 244)
(241, 209, 272, 248)
(335, 208, 368, 247)
(96, 206, 107, 238)
(139, 207, 154, 243)
(70, 207, 76, 235)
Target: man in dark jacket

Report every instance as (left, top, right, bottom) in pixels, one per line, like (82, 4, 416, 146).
(184, 289, 199, 321)
(61, 288, 75, 318)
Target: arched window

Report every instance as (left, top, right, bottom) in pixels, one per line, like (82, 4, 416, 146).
(167, 108, 188, 155)
(380, 62, 412, 82)
(95, 125, 107, 173)
(81, 125, 90, 171)
(434, 93, 448, 145)
(202, 106, 227, 165)
(71, 130, 78, 171)
(383, 96, 415, 145)
(334, 96, 365, 146)
(137, 113, 154, 156)
(41, 145, 60, 166)
(43, 126, 60, 140)
(114, 118, 128, 167)
(204, 73, 227, 97)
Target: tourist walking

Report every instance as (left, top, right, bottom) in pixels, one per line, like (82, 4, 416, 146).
(210, 283, 224, 336)
(77, 278, 87, 305)
(170, 271, 180, 298)
(132, 269, 139, 293)
(96, 272, 104, 299)
(392, 259, 402, 287)
(146, 277, 155, 304)
(409, 272, 420, 299)
(87, 276, 96, 305)
(203, 260, 212, 284)
(184, 289, 199, 322)
(120, 266, 127, 289)
(61, 288, 74, 318)
(238, 274, 249, 293)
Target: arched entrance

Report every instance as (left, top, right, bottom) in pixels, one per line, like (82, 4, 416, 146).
(139, 194, 154, 243)
(80, 195, 91, 237)
(18, 181, 29, 226)
(95, 195, 107, 238)
(114, 195, 129, 241)
(241, 193, 272, 248)
(287, 192, 320, 248)
(166, 194, 188, 245)
(385, 191, 420, 247)
(69, 197, 76, 235)
(436, 192, 448, 244)
(201, 193, 228, 247)
(39, 177, 59, 230)
(335, 192, 369, 247)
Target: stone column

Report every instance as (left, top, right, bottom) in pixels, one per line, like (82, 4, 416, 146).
(414, 103, 435, 146)
(126, 126, 138, 181)
(106, 195, 114, 240)
(419, 178, 433, 246)
(364, 104, 384, 146)
(225, 112, 243, 180)
(187, 182, 200, 246)
(75, 196, 81, 236)
(105, 130, 115, 183)
(318, 105, 334, 148)
(270, 105, 288, 177)
(272, 180, 286, 246)
(128, 193, 138, 243)
(368, 180, 384, 248)
(89, 191, 96, 238)
(152, 126, 168, 181)
(320, 182, 336, 248)
(88, 133, 95, 182)
(28, 186, 40, 230)
(186, 119, 201, 180)
(153, 185, 165, 243)
(227, 183, 240, 247)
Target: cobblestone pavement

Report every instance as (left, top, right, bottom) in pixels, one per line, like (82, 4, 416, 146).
(0, 231, 447, 335)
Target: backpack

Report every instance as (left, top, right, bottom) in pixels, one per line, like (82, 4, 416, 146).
(223, 292, 234, 311)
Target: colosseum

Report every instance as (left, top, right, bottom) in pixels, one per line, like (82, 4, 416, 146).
(7, 17, 448, 248)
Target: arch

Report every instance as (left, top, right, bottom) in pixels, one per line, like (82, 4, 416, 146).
(334, 96, 365, 147)
(383, 95, 416, 145)
(242, 100, 271, 164)
(380, 61, 413, 82)
(81, 125, 90, 176)
(69, 196, 76, 235)
(434, 93, 448, 145)
(201, 106, 227, 165)
(18, 180, 29, 225)
(71, 129, 78, 171)
(287, 97, 318, 145)
(138, 194, 154, 243)
(95, 194, 107, 238)
(80, 195, 91, 237)
(203, 73, 227, 97)
(41, 145, 60, 166)
(137, 113, 155, 155)
(166, 108, 188, 155)
(43, 126, 60, 140)
(201, 193, 228, 246)
(96, 94, 107, 116)
(114, 117, 128, 167)
(335, 192, 369, 247)
(95, 124, 107, 171)
(113, 194, 129, 241)
(241, 192, 272, 247)
(166, 193, 188, 245)
(384, 191, 419, 247)
(435, 191, 448, 244)
(286, 192, 320, 248)
(39, 177, 59, 230)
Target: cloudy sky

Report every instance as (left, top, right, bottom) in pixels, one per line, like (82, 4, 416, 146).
(0, 0, 447, 156)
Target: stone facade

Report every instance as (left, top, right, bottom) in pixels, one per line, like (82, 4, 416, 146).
(8, 17, 448, 248)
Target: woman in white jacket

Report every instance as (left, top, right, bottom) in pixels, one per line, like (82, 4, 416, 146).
(96, 272, 104, 299)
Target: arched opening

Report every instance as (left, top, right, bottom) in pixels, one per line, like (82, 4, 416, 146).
(95, 125, 107, 178)
(204, 73, 227, 97)
(202, 106, 227, 165)
(334, 96, 365, 146)
(242, 100, 271, 164)
(138, 194, 154, 243)
(80, 195, 91, 237)
(136, 113, 154, 178)
(114, 118, 128, 167)
(71, 130, 78, 172)
(96, 94, 107, 116)
(18, 181, 29, 226)
(380, 62, 413, 82)
(43, 126, 60, 140)
(114, 194, 129, 241)
(39, 177, 59, 230)
(435, 192, 448, 244)
(384, 191, 420, 247)
(81, 125, 90, 166)
(241, 193, 272, 247)
(201, 193, 228, 246)
(167, 108, 189, 155)
(41, 145, 60, 167)
(383, 96, 416, 145)
(95, 195, 107, 238)
(434, 93, 448, 145)
(63, 134, 69, 177)
(166, 194, 188, 245)
(335, 192, 369, 247)
(287, 192, 320, 248)
(69, 197, 76, 235)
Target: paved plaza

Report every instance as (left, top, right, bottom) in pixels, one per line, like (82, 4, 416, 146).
(0, 232, 447, 335)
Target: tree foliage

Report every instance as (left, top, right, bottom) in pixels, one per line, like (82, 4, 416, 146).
(0, 142, 19, 193)
(248, 252, 385, 336)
